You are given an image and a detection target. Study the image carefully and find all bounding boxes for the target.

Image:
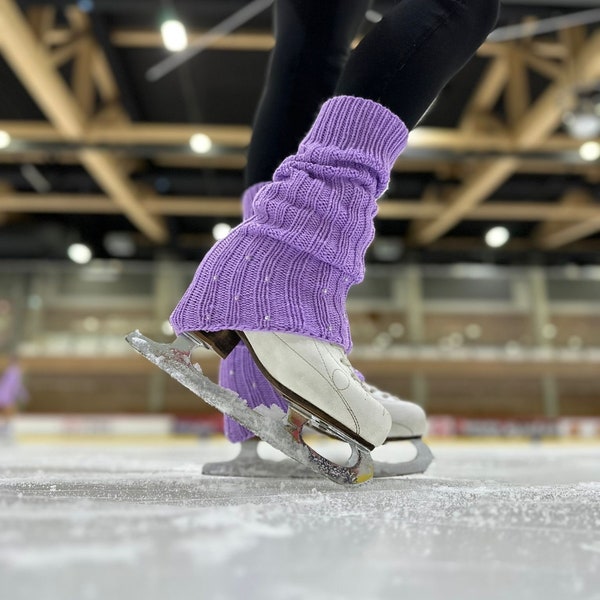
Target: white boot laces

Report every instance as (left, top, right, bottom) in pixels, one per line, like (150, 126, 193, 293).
(364, 384, 392, 401)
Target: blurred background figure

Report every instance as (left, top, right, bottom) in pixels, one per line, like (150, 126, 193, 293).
(0, 355, 28, 442)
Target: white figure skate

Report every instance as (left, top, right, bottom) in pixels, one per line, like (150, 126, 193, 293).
(126, 329, 391, 485)
(203, 383, 433, 479)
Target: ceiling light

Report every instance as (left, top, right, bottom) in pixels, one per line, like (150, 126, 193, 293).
(365, 10, 383, 23)
(160, 19, 188, 52)
(563, 95, 600, 139)
(564, 111, 600, 139)
(0, 131, 11, 149)
(77, 0, 94, 12)
(189, 133, 213, 154)
(212, 223, 232, 241)
(20, 164, 51, 193)
(67, 243, 93, 265)
(579, 141, 600, 162)
(103, 231, 136, 258)
(485, 226, 510, 248)
(371, 237, 403, 261)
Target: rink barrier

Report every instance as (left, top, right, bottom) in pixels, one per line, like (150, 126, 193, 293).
(13, 414, 176, 436)
(427, 416, 600, 438)
(8, 414, 600, 439)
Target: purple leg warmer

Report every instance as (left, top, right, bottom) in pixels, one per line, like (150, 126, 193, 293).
(220, 343, 288, 442)
(171, 96, 409, 355)
(220, 183, 288, 442)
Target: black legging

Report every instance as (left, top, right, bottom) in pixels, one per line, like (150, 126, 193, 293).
(246, 0, 500, 187)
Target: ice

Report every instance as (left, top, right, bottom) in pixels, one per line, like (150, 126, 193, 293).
(0, 441, 599, 600)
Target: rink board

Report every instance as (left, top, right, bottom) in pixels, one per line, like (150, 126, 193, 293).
(9, 413, 600, 439)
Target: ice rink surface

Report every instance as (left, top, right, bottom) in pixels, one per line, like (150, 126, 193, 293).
(1, 439, 599, 600)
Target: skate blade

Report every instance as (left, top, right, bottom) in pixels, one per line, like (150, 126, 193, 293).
(371, 439, 434, 477)
(203, 438, 434, 479)
(202, 439, 316, 479)
(126, 330, 374, 485)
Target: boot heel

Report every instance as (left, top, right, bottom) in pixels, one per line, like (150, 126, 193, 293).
(190, 329, 240, 358)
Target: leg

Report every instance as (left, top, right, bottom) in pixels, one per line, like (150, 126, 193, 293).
(336, 0, 501, 128)
(222, 0, 500, 446)
(148, 0, 499, 483)
(225, 0, 370, 444)
(246, 0, 370, 187)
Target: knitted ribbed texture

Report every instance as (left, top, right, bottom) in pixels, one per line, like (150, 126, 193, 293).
(221, 183, 287, 442)
(220, 344, 288, 442)
(242, 182, 267, 220)
(170, 96, 409, 352)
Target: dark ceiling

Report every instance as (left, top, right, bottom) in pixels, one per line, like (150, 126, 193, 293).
(0, 0, 599, 265)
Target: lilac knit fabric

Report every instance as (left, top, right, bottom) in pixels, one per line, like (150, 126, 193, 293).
(0, 364, 27, 408)
(220, 343, 288, 442)
(170, 96, 409, 353)
(220, 183, 288, 443)
(241, 182, 266, 221)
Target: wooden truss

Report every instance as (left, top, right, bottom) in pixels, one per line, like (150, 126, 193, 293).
(0, 1, 599, 249)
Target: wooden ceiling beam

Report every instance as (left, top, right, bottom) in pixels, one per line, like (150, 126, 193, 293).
(537, 217, 600, 248)
(505, 46, 530, 126)
(0, 181, 13, 226)
(1, 135, 597, 178)
(148, 154, 600, 175)
(0, 120, 253, 147)
(66, 7, 125, 114)
(4, 120, 598, 156)
(109, 29, 276, 51)
(381, 200, 600, 222)
(518, 49, 563, 81)
(153, 154, 247, 170)
(71, 37, 96, 117)
(0, 122, 62, 142)
(528, 40, 569, 60)
(0, 0, 167, 243)
(86, 122, 253, 147)
(91, 46, 122, 106)
(534, 189, 600, 248)
(533, 188, 591, 238)
(407, 128, 512, 152)
(49, 35, 88, 68)
(44, 25, 510, 60)
(408, 157, 519, 244)
(0, 192, 243, 217)
(409, 30, 600, 246)
(25, 5, 56, 41)
(459, 56, 509, 131)
(3, 191, 600, 223)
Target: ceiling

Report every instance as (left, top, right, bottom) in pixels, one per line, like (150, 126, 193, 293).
(0, 0, 599, 265)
